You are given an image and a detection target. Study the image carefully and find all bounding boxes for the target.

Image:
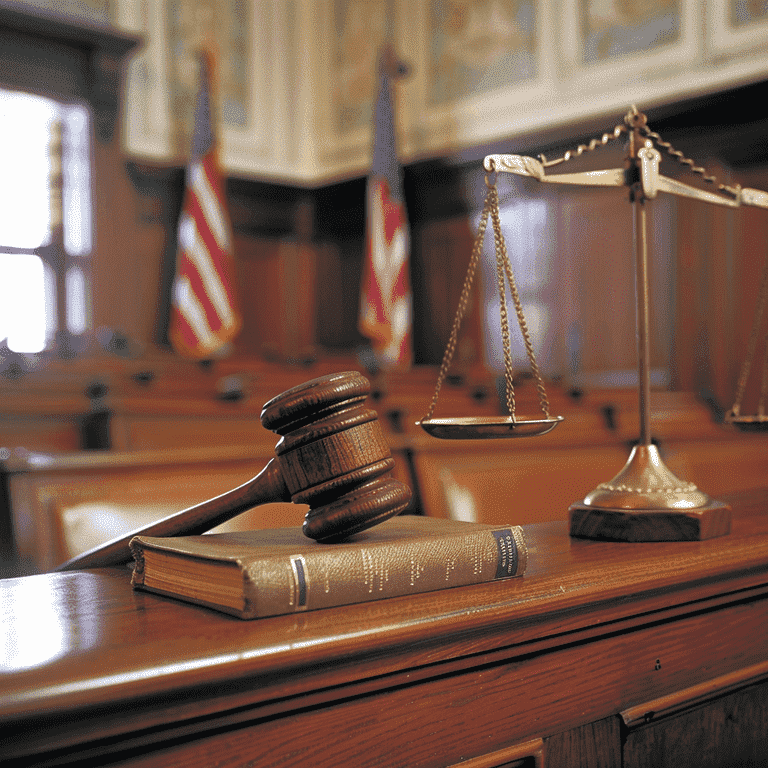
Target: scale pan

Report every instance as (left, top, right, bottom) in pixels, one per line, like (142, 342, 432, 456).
(417, 415, 563, 440)
(726, 415, 768, 432)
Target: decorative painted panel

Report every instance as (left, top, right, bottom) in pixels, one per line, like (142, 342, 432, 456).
(4, 0, 111, 24)
(113, 0, 768, 183)
(730, 0, 768, 28)
(407, 0, 556, 158)
(709, 0, 768, 55)
(561, 0, 699, 88)
(304, 0, 400, 180)
(115, 0, 173, 160)
(331, 0, 391, 135)
(164, 0, 249, 152)
(427, 0, 538, 106)
(579, 0, 682, 64)
(116, 0, 287, 177)
(221, 0, 290, 177)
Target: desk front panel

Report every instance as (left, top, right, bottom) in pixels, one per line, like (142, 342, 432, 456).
(7, 595, 767, 768)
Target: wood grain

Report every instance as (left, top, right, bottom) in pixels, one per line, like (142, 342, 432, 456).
(568, 500, 732, 542)
(623, 681, 768, 768)
(545, 718, 621, 768)
(4, 490, 768, 766)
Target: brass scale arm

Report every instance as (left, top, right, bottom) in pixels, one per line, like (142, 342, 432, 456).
(482, 151, 768, 211)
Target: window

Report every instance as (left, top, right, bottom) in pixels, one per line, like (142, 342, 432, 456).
(0, 88, 92, 355)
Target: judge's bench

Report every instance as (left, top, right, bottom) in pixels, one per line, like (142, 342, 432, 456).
(4, 487, 768, 767)
(3, 6, 768, 765)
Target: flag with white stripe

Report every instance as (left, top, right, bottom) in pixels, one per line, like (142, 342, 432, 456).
(169, 53, 241, 359)
(359, 47, 412, 369)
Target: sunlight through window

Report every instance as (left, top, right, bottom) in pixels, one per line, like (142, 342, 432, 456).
(0, 92, 56, 249)
(62, 105, 92, 257)
(66, 265, 87, 336)
(481, 198, 555, 376)
(0, 89, 91, 354)
(0, 254, 51, 353)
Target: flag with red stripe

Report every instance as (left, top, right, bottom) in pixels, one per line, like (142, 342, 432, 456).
(169, 52, 241, 359)
(359, 48, 412, 369)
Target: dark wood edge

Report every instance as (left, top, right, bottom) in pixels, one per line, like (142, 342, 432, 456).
(621, 658, 768, 729)
(445, 737, 545, 768)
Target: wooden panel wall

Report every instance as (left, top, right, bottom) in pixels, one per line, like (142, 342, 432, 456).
(729, 165, 768, 418)
(666, 158, 768, 415)
(5, 52, 768, 423)
(27, 140, 765, 421)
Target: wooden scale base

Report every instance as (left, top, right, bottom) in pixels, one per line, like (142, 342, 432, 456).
(568, 443, 732, 542)
(569, 503, 732, 542)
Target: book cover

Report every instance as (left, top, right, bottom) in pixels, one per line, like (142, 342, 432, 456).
(130, 516, 527, 619)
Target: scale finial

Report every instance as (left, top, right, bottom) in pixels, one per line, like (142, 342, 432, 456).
(626, 104, 647, 129)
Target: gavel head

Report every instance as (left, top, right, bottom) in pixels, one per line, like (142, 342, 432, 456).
(260, 371, 412, 542)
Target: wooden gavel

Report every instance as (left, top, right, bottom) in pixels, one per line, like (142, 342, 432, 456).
(56, 371, 413, 571)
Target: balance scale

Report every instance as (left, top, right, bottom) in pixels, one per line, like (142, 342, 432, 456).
(418, 106, 768, 542)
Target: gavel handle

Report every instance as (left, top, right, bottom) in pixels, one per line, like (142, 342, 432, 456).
(55, 459, 290, 571)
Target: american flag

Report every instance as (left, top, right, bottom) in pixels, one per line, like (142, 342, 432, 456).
(169, 53, 241, 360)
(359, 48, 412, 369)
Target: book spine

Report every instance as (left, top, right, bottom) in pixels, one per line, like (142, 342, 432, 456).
(242, 526, 527, 618)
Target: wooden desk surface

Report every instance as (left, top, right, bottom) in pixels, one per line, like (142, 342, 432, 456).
(4, 490, 768, 766)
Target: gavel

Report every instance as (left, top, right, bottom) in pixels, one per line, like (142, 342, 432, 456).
(56, 371, 412, 571)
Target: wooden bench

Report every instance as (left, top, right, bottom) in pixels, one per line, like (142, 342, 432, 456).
(411, 442, 631, 525)
(408, 405, 768, 526)
(0, 384, 91, 452)
(2, 446, 305, 573)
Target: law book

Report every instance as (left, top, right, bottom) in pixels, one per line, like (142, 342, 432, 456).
(130, 515, 527, 619)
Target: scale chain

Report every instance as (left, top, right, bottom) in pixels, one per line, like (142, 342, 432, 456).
(490, 183, 517, 418)
(540, 123, 627, 168)
(488, 183, 552, 419)
(637, 125, 741, 199)
(424, 187, 492, 422)
(424, 174, 551, 422)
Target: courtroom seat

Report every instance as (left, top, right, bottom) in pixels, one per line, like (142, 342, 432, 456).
(412, 443, 631, 525)
(3, 446, 304, 572)
(49, 499, 306, 569)
(663, 432, 768, 498)
(411, 424, 768, 526)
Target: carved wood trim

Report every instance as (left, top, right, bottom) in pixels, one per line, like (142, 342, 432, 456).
(446, 737, 545, 768)
(621, 658, 768, 729)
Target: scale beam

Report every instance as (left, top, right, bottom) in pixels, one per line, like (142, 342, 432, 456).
(483, 154, 625, 188)
(485, 150, 768, 211)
